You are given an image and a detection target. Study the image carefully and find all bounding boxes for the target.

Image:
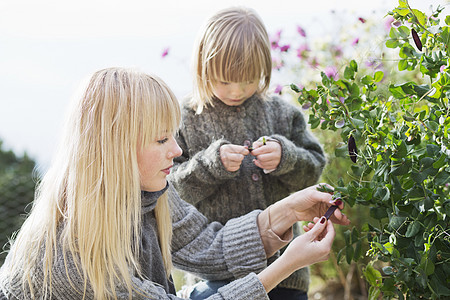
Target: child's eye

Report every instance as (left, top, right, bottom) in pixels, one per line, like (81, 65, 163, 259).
(157, 137, 169, 144)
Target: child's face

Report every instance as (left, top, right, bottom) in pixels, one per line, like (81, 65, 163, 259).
(137, 134, 182, 192)
(212, 80, 258, 106)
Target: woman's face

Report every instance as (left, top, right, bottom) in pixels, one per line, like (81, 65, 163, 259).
(137, 134, 182, 192)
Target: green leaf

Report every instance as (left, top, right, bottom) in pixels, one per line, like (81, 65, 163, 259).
(290, 83, 301, 93)
(382, 266, 394, 275)
(350, 60, 358, 72)
(398, 59, 408, 71)
(433, 153, 447, 169)
(364, 264, 382, 287)
(390, 159, 412, 176)
(386, 39, 399, 48)
(361, 75, 374, 85)
(412, 9, 427, 27)
(435, 171, 450, 185)
(405, 221, 421, 237)
(374, 71, 384, 82)
(344, 66, 355, 80)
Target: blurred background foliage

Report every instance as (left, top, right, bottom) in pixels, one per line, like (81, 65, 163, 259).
(0, 140, 37, 264)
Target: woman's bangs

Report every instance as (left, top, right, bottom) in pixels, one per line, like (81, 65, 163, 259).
(140, 77, 181, 146)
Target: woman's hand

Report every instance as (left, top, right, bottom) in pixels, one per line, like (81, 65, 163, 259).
(257, 216, 335, 292)
(285, 184, 350, 225)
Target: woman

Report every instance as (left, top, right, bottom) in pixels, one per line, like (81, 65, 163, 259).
(0, 67, 349, 299)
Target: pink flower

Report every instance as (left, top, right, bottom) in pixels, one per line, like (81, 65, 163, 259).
(270, 30, 282, 50)
(352, 38, 359, 46)
(384, 16, 394, 31)
(297, 25, 306, 37)
(274, 84, 283, 94)
(272, 57, 284, 70)
(358, 17, 366, 23)
(308, 57, 320, 68)
(161, 47, 169, 58)
(280, 44, 290, 52)
(324, 66, 338, 80)
(332, 45, 343, 58)
(296, 44, 310, 59)
(440, 65, 446, 73)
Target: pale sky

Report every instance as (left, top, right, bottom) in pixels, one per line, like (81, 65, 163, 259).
(0, 0, 443, 171)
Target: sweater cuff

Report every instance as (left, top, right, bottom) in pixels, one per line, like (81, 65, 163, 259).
(217, 273, 269, 300)
(257, 207, 293, 258)
(203, 139, 240, 180)
(222, 210, 267, 278)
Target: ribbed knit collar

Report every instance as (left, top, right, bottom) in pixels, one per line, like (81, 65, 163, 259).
(141, 182, 169, 214)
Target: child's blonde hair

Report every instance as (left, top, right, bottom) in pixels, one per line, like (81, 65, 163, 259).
(190, 6, 272, 113)
(3, 67, 180, 299)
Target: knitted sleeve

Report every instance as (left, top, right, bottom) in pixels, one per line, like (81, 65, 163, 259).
(169, 186, 267, 279)
(266, 97, 326, 190)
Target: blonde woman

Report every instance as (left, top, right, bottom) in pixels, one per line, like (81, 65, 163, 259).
(169, 6, 326, 299)
(0, 67, 349, 299)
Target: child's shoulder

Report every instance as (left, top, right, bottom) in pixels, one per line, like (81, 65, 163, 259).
(263, 94, 301, 112)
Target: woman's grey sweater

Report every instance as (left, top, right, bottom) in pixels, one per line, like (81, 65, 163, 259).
(0, 185, 270, 299)
(169, 94, 326, 291)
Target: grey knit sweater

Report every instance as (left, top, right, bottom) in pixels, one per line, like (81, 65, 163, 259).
(169, 94, 326, 291)
(0, 185, 270, 299)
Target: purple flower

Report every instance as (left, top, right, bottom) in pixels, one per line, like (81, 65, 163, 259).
(161, 47, 169, 58)
(440, 65, 446, 73)
(324, 66, 338, 80)
(352, 38, 359, 46)
(274, 84, 283, 94)
(297, 25, 306, 37)
(339, 97, 345, 104)
(358, 17, 366, 23)
(302, 102, 311, 110)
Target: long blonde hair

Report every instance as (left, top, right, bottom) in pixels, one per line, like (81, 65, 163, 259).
(3, 67, 180, 299)
(190, 6, 272, 113)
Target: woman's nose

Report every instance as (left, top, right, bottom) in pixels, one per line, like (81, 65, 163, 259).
(168, 138, 182, 158)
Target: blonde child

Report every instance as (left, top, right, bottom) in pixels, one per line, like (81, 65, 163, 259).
(0, 67, 348, 299)
(169, 7, 326, 299)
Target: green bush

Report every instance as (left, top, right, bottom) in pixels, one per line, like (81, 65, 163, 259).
(292, 1, 449, 298)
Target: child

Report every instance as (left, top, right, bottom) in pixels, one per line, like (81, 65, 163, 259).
(0, 67, 348, 299)
(169, 7, 326, 299)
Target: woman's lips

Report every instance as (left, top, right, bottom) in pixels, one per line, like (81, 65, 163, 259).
(162, 165, 172, 175)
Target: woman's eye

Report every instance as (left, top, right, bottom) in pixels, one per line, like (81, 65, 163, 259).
(157, 137, 169, 144)
(220, 81, 230, 85)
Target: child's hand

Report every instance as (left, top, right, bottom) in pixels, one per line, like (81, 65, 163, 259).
(251, 138, 281, 171)
(220, 144, 250, 172)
